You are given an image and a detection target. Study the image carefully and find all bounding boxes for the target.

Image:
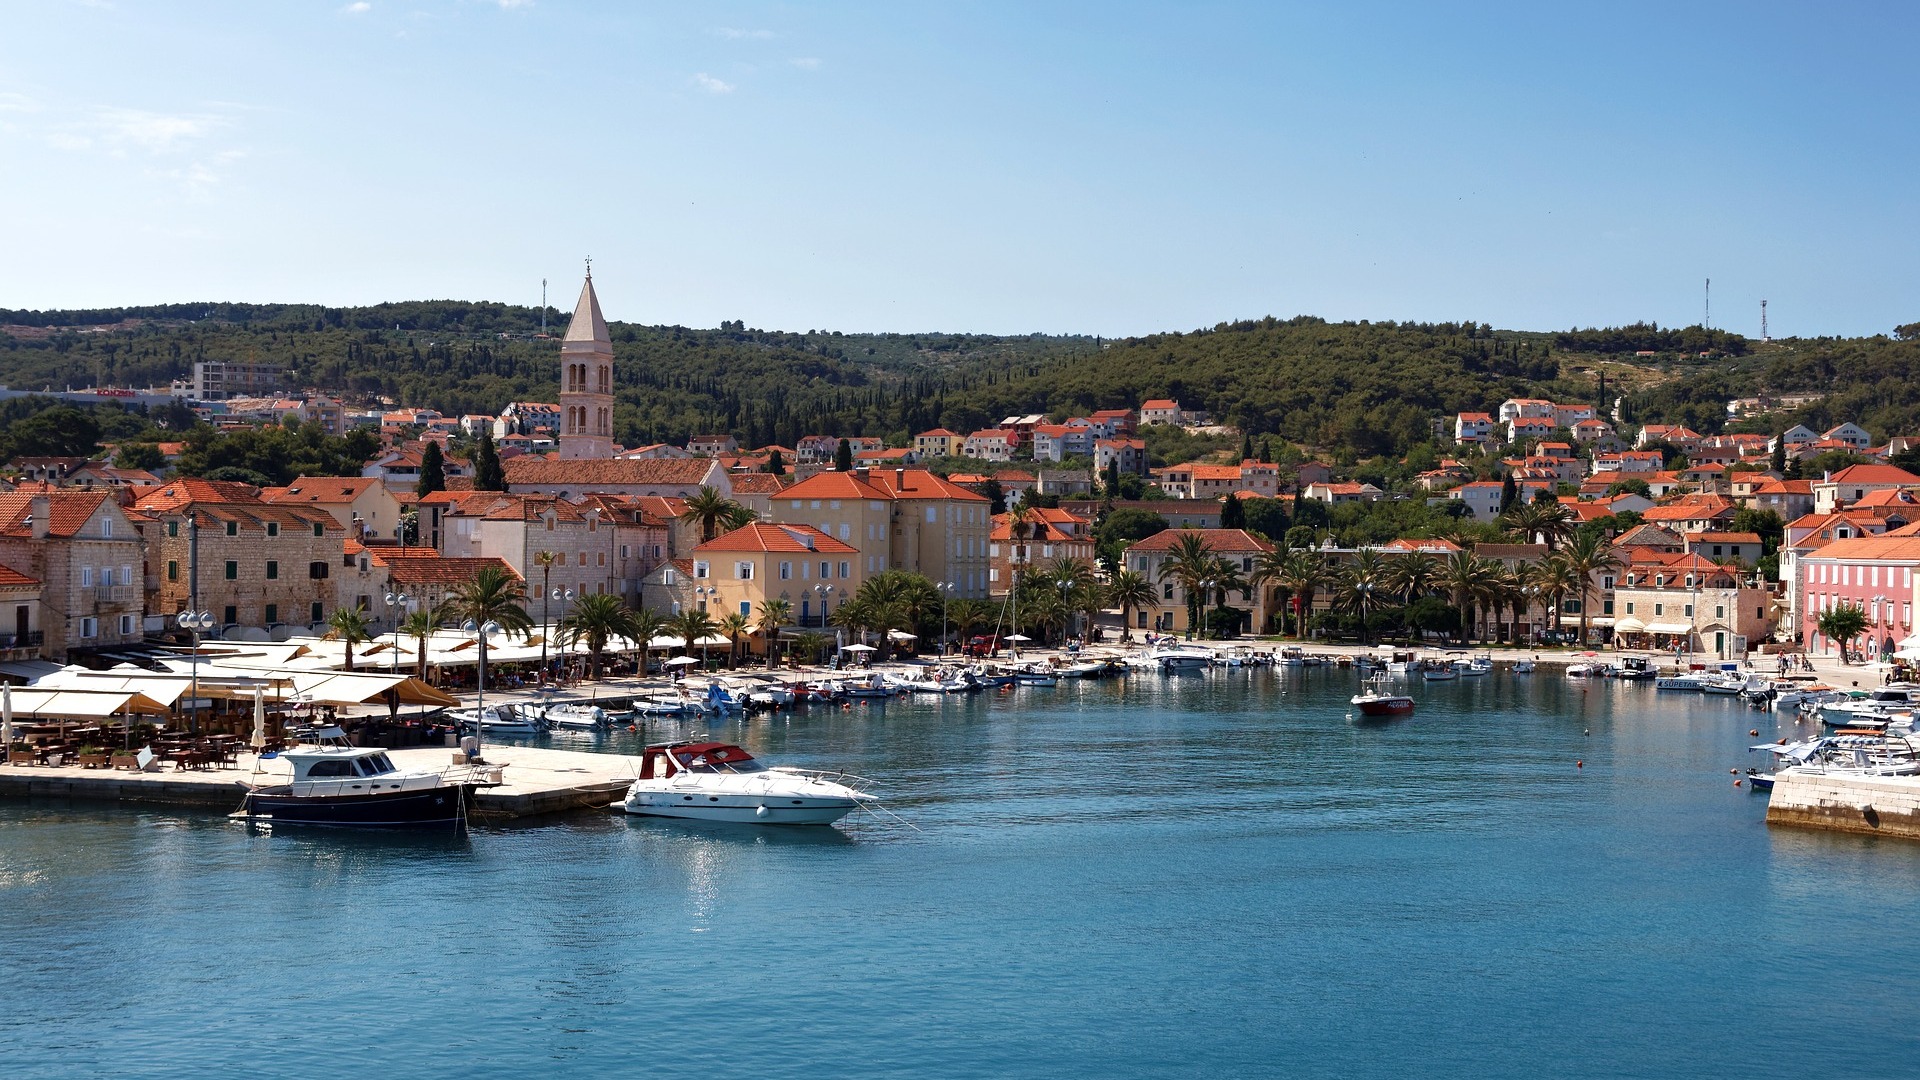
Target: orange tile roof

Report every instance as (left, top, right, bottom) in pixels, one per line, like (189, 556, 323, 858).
(1823, 464, 1920, 485)
(0, 565, 38, 587)
(133, 479, 261, 511)
(867, 469, 990, 502)
(694, 523, 858, 554)
(260, 477, 382, 505)
(382, 556, 521, 586)
(1124, 528, 1274, 554)
(726, 474, 787, 495)
(0, 491, 113, 539)
(501, 458, 718, 487)
(777, 471, 892, 500)
(1804, 534, 1920, 562)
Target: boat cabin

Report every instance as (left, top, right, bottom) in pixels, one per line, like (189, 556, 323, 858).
(637, 741, 767, 779)
(284, 747, 401, 781)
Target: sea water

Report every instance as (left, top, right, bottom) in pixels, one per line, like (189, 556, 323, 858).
(3, 669, 1918, 1079)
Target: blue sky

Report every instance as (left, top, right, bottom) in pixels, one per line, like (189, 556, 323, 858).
(2, 1, 1914, 338)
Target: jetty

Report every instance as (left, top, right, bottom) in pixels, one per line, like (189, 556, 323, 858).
(0, 743, 636, 820)
(1766, 771, 1920, 841)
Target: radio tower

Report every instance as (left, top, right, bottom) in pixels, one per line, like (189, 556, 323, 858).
(541, 278, 548, 335)
(1761, 299, 1769, 342)
(1704, 278, 1711, 330)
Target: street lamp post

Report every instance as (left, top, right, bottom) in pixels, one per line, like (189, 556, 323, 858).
(461, 619, 502, 759)
(813, 584, 834, 629)
(1059, 579, 1073, 645)
(1192, 579, 1215, 641)
(176, 609, 215, 732)
(542, 587, 574, 682)
(940, 581, 956, 655)
(383, 591, 412, 670)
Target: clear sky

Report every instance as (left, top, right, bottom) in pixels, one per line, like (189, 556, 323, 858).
(2, 1, 1914, 338)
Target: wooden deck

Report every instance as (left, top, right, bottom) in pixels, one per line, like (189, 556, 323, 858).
(0, 743, 637, 820)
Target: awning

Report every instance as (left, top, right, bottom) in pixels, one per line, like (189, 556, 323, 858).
(1645, 622, 1693, 635)
(1, 688, 172, 719)
(1612, 617, 1647, 633)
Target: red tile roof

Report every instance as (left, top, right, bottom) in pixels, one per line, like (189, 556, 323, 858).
(1124, 528, 1275, 554)
(0, 565, 39, 587)
(1822, 464, 1920, 485)
(0, 491, 114, 539)
(260, 477, 382, 505)
(694, 523, 858, 554)
(381, 556, 520, 585)
(502, 458, 718, 487)
(777, 471, 892, 500)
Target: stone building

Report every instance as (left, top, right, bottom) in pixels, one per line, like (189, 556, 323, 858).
(132, 480, 346, 634)
(0, 490, 147, 660)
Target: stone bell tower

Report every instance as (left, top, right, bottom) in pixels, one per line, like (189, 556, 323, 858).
(557, 268, 616, 460)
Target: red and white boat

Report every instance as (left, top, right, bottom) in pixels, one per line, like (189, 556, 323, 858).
(1350, 691, 1414, 717)
(615, 739, 872, 825)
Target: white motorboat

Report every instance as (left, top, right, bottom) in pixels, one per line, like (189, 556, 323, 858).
(631, 697, 689, 717)
(1459, 654, 1492, 677)
(1057, 660, 1107, 678)
(1014, 667, 1058, 687)
(1699, 671, 1758, 696)
(842, 675, 897, 698)
(543, 703, 609, 730)
(1512, 659, 1534, 673)
(1655, 673, 1705, 691)
(1421, 660, 1458, 681)
(237, 743, 483, 831)
(614, 739, 872, 826)
(1148, 647, 1213, 671)
(448, 704, 542, 734)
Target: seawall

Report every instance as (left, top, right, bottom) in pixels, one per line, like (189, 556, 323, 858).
(1766, 771, 1920, 841)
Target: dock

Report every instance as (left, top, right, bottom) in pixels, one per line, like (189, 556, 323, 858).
(0, 744, 637, 820)
(1767, 771, 1920, 841)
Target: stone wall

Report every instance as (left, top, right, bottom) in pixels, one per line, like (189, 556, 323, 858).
(1766, 771, 1920, 841)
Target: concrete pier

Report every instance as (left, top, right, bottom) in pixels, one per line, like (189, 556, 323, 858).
(1766, 771, 1920, 841)
(0, 744, 637, 821)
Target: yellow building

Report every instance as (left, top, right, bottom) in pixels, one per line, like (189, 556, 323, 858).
(643, 523, 864, 635)
(765, 468, 991, 602)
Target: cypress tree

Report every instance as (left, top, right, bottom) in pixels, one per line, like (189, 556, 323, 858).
(767, 448, 786, 476)
(834, 438, 853, 471)
(1498, 472, 1518, 515)
(418, 440, 446, 496)
(1219, 494, 1246, 530)
(472, 429, 505, 491)
(1770, 432, 1786, 475)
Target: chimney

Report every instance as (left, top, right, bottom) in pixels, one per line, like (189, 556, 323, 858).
(29, 494, 49, 539)
(895, 468, 906, 488)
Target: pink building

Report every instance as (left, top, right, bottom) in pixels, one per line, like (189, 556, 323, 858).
(1798, 532, 1920, 658)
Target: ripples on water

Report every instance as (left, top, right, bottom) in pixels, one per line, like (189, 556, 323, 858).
(4, 669, 1919, 1079)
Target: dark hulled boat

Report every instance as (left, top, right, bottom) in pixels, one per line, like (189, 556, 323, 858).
(238, 745, 481, 831)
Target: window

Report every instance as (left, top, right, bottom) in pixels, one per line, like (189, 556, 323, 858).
(694, 561, 709, 579)
(310, 561, 329, 580)
(266, 522, 279, 538)
(740, 600, 751, 618)
(119, 614, 135, 635)
(1602, 575, 1615, 590)
(266, 561, 279, 580)
(313, 522, 325, 537)
(1684, 604, 1693, 617)
(780, 561, 792, 580)
(168, 521, 179, 538)
(101, 518, 112, 538)
(80, 567, 93, 588)
(736, 562, 754, 580)
(839, 561, 851, 579)
(121, 566, 132, 585)
(167, 560, 178, 582)
(545, 518, 555, 531)
(265, 604, 278, 625)
(226, 521, 238, 537)
(663, 569, 677, 586)
(1625, 602, 1635, 614)
(1715, 605, 1725, 619)
(225, 561, 238, 581)
(821, 562, 831, 580)
(1164, 582, 1175, 600)
(79, 617, 97, 639)
(1654, 603, 1664, 616)
(926, 506, 937, 523)
(557, 553, 567, 566)
(598, 552, 606, 567)
(222, 606, 236, 625)
(1602, 599, 1614, 615)
(312, 602, 324, 623)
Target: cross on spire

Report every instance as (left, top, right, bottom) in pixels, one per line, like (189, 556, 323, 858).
(584, 256, 592, 279)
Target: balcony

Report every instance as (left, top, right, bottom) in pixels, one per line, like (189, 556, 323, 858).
(0, 631, 44, 660)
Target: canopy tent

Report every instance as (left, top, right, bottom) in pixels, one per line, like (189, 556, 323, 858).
(647, 634, 732, 650)
(31, 669, 199, 708)
(0, 688, 172, 720)
(1611, 617, 1648, 634)
(886, 630, 917, 642)
(1644, 622, 1693, 635)
(841, 644, 877, 653)
(149, 658, 456, 709)
(663, 656, 702, 667)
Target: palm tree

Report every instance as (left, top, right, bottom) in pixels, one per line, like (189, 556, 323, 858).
(718, 611, 752, 667)
(400, 606, 442, 682)
(1440, 550, 1497, 645)
(1049, 558, 1099, 638)
(1250, 544, 1296, 634)
(446, 565, 535, 638)
(1524, 554, 1581, 639)
(1197, 555, 1248, 638)
(1485, 564, 1523, 645)
(1105, 569, 1157, 638)
(629, 606, 668, 674)
(669, 608, 718, 667)
(1561, 530, 1624, 647)
(1500, 501, 1544, 545)
(754, 598, 792, 668)
(1023, 586, 1072, 645)
(1155, 532, 1213, 639)
(721, 502, 758, 534)
(557, 592, 643, 680)
(679, 485, 744, 544)
(1275, 550, 1328, 640)
(1337, 549, 1388, 646)
(1532, 500, 1577, 551)
(534, 549, 557, 676)
(327, 605, 373, 672)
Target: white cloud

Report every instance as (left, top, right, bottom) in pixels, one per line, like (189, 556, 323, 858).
(0, 92, 42, 113)
(93, 107, 223, 152)
(715, 27, 772, 40)
(692, 73, 734, 94)
(495, 0, 532, 8)
(46, 132, 92, 151)
(789, 57, 821, 70)
(342, 1, 371, 13)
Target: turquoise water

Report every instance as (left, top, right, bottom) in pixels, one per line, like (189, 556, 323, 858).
(4, 670, 1919, 1079)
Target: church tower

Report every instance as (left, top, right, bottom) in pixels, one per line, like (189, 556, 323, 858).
(557, 269, 616, 460)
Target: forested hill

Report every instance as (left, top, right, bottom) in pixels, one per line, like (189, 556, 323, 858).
(3, 299, 1917, 459)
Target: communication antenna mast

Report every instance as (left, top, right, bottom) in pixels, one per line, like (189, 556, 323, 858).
(541, 278, 547, 335)
(1704, 278, 1711, 330)
(1761, 299, 1769, 342)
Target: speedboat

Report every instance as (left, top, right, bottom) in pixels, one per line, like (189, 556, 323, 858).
(1351, 674, 1415, 717)
(1014, 667, 1058, 687)
(842, 675, 897, 698)
(614, 739, 872, 826)
(543, 703, 608, 730)
(448, 704, 542, 734)
(632, 697, 689, 717)
(237, 740, 483, 831)
(1614, 657, 1658, 682)
(1057, 659, 1108, 678)
(1699, 671, 1753, 695)
(1148, 647, 1213, 672)
(1421, 660, 1458, 681)
(1655, 673, 1705, 691)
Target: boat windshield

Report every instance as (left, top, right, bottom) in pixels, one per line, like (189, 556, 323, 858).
(356, 753, 397, 776)
(673, 746, 767, 774)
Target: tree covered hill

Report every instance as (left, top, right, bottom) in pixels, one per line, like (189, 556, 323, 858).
(4, 299, 1917, 460)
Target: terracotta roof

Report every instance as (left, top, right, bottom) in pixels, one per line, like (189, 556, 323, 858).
(0, 565, 39, 587)
(1802, 535, 1920, 562)
(726, 474, 787, 495)
(1124, 528, 1274, 554)
(502, 458, 718, 487)
(133, 479, 261, 511)
(382, 556, 521, 586)
(867, 468, 990, 502)
(1688, 531, 1762, 544)
(916, 429, 960, 438)
(260, 477, 382, 505)
(1822, 464, 1920, 485)
(777, 471, 892, 500)
(694, 523, 858, 554)
(0, 491, 114, 539)
(1613, 524, 1685, 548)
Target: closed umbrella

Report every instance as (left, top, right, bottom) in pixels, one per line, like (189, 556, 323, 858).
(251, 685, 267, 751)
(2, 683, 11, 756)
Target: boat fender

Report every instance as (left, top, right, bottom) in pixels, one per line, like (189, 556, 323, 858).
(1750, 729, 1759, 737)
(1729, 768, 1738, 774)
(1575, 760, 1583, 769)
(755, 805, 768, 818)
(1733, 779, 1743, 787)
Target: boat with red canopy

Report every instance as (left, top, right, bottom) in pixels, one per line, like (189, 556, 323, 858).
(614, 739, 871, 826)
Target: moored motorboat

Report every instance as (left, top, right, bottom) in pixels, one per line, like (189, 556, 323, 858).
(614, 739, 872, 825)
(1350, 689, 1415, 717)
(543, 703, 608, 730)
(448, 704, 542, 734)
(237, 741, 484, 831)
(1148, 647, 1213, 672)
(1421, 660, 1458, 681)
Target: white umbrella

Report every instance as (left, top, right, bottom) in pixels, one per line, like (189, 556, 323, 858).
(1003, 634, 1032, 643)
(251, 684, 266, 751)
(664, 656, 702, 667)
(841, 644, 877, 653)
(886, 630, 917, 641)
(2, 683, 11, 754)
